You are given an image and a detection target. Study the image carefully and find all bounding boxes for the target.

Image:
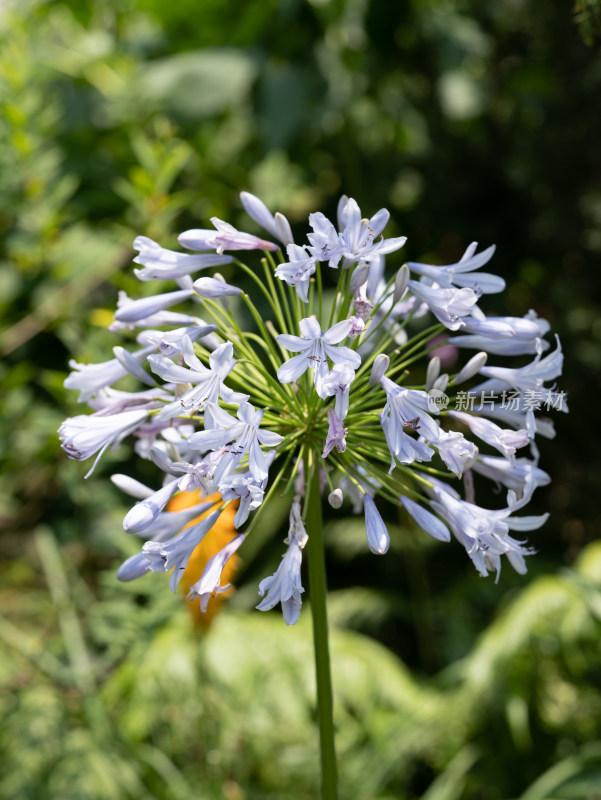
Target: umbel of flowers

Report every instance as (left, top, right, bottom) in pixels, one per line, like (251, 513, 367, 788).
(60, 192, 567, 624)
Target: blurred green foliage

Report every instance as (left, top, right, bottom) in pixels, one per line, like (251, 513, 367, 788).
(1, 0, 601, 797)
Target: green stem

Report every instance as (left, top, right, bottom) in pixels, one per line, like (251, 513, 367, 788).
(304, 449, 338, 800)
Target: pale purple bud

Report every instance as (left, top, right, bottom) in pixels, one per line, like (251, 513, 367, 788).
(369, 353, 390, 386)
(274, 212, 294, 246)
(393, 264, 410, 304)
(116, 553, 149, 582)
(433, 373, 449, 393)
(114, 289, 193, 324)
(363, 495, 390, 554)
(123, 478, 180, 533)
(349, 264, 370, 293)
(453, 351, 488, 385)
(426, 356, 441, 391)
(193, 277, 242, 298)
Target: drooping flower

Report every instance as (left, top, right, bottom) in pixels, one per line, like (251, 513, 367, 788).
(256, 497, 308, 625)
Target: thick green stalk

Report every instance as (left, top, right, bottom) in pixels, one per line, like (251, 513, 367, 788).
(304, 449, 338, 800)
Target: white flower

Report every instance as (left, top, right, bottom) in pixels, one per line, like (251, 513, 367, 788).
(187, 534, 245, 611)
(133, 236, 232, 281)
(276, 318, 361, 398)
(428, 482, 547, 581)
(321, 362, 356, 420)
(431, 429, 477, 478)
(122, 477, 180, 533)
(472, 455, 550, 508)
(408, 280, 479, 331)
(449, 410, 529, 464)
(379, 377, 440, 471)
(256, 498, 308, 625)
(64, 345, 155, 402)
(307, 197, 406, 267)
(187, 401, 282, 482)
(59, 409, 148, 477)
(148, 338, 247, 422)
(274, 244, 317, 302)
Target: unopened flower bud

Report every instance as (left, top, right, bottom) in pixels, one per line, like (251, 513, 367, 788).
(453, 351, 488, 385)
(328, 489, 343, 509)
(274, 212, 294, 246)
(433, 373, 449, 393)
(369, 353, 390, 386)
(350, 264, 370, 293)
(426, 356, 441, 391)
(393, 264, 410, 304)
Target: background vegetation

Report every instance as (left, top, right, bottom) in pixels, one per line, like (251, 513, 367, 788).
(1, 1, 600, 798)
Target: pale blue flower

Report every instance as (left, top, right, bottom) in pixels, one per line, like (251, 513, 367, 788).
(257, 498, 307, 625)
(407, 242, 504, 294)
(276, 318, 361, 398)
(187, 534, 246, 611)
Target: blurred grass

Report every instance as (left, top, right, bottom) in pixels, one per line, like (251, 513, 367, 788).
(1, 0, 601, 798)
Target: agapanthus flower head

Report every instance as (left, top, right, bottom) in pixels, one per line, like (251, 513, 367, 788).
(60, 190, 565, 624)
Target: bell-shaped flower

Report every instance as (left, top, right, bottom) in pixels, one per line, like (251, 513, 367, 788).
(478, 336, 564, 397)
(472, 455, 551, 508)
(407, 243, 504, 294)
(427, 482, 546, 581)
(256, 497, 308, 625)
(363, 495, 389, 554)
(274, 244, 317, 302)
(59, 408, 148, 477)
(187, 401, 283, 483)
(64, 345, 156, 402)
(178, 217, 278, 254)
(379, 377, 440, 471)
(187, 534, 246, 611)
(321, 362, 356, 420)
(276, 317, 361, 398)
(431, 428, 478, 478)
(449, 410, 529, 464)
(408, 280, 479, 331)
(133, 236, 232, 281)
(143, 509, 221, 592)
(322, 409, 348, 458)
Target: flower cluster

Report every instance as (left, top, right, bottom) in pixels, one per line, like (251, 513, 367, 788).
(60, 192, 566, 623)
